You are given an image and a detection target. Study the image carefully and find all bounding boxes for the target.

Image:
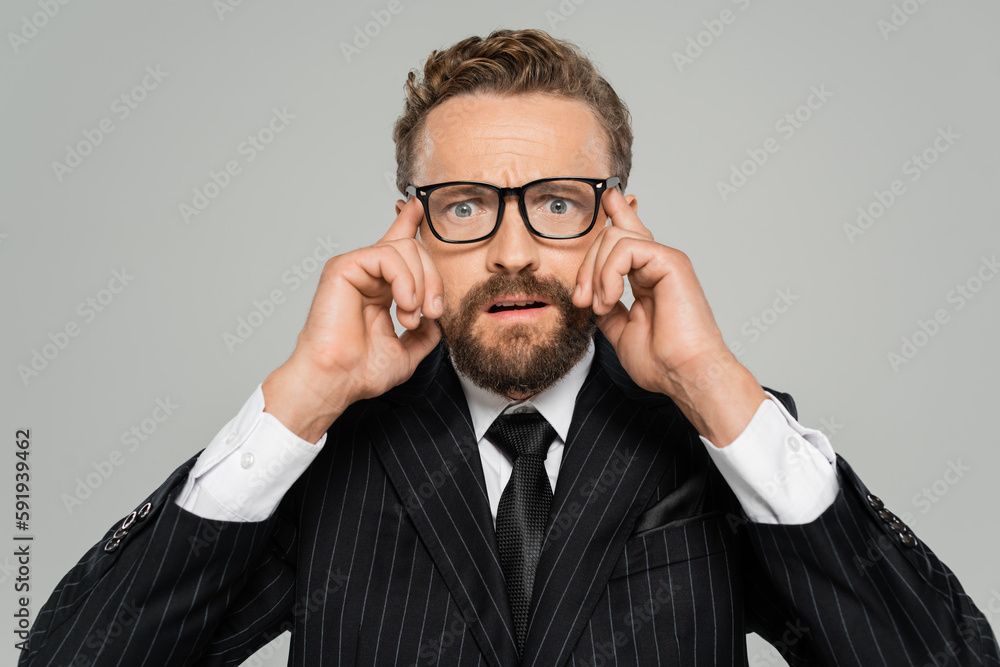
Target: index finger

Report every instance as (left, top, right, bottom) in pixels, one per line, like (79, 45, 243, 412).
(379, 195, 425, 244)
(601, 185, 653, 239)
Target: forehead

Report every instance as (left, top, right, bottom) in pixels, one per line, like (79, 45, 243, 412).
(414, 92, 610, 185)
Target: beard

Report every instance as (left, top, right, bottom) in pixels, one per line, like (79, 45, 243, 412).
(436, 272, 596, 398)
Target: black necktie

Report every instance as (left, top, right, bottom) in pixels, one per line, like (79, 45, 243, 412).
(485, 410, 556, 656)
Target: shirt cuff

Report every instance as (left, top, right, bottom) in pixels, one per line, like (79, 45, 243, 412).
(699, 391, 839, 525)
(174, 384, 327, 522)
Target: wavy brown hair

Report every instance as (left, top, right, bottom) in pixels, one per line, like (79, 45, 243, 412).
(392, 28, 633, 195)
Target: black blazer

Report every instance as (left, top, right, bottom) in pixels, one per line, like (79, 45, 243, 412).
(21, 332, 999, 666)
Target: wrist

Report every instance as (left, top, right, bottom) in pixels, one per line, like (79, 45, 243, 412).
(261, 356, 354, 444)
(662, 349, 766, 448)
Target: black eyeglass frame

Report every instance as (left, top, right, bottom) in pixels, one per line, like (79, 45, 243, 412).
(405, 176, 621, 244)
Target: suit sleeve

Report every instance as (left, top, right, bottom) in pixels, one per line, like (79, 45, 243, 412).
(19, 450, 299, 667)
(739, 390, 1000, 666)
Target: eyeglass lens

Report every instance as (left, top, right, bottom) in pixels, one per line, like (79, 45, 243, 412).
(426, 180, 597, 241)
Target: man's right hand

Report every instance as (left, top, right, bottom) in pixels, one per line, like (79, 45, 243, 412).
(261, 197, 443, 443)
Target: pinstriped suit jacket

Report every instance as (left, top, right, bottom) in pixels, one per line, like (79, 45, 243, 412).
(22, 332, 1000, 666)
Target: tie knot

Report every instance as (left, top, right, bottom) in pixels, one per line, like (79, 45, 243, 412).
(485, 411, 555, 462)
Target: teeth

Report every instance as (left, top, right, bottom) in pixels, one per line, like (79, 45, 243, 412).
(498, 300, 534, 307)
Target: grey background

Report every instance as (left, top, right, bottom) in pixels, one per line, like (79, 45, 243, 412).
(2, 0, 998, 664)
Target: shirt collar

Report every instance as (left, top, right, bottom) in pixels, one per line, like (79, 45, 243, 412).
(453, 338, 596, 444)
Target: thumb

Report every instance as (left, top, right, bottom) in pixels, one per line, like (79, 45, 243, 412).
(379, 196, 424, 244)
(399, 316, 442, 370)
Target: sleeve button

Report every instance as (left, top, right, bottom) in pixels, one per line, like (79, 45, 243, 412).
(866, 494, 884, 510)
(104, 538, 121, 552)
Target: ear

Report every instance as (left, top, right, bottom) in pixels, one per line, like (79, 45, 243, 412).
(624, 193, 638, 214)
(604, 193, 638, 227)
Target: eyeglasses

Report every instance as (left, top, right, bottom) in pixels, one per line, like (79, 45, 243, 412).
(405, 176, 620, 244)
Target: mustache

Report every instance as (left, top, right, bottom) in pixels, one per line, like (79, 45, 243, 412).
(457, 273, 578, 317)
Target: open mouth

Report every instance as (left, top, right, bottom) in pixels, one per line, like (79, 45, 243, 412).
(486, 299, 547, 314)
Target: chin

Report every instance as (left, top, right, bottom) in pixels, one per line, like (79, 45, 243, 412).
(472, 318, 556, 350)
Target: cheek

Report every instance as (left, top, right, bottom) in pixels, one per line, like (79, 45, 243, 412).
(441, 288, 465, 319)
(547, 244, 593, 284)
(425, 252, 474, 309)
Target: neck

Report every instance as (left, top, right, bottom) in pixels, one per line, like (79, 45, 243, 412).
(505, 390, 536, 401)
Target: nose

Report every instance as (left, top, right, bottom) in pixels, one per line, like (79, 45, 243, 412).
(485, 195, 540, 275)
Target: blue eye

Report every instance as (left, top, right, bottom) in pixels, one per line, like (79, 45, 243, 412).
(547, 198, 570, 214)
(452, 202, 475, 218)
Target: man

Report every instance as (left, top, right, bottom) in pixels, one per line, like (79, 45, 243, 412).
(22, 28, 998, 666)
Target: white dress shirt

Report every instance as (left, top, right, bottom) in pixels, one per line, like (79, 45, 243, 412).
(175, 340, 839, 525)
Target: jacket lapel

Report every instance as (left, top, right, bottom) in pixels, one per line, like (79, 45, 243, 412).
(523, 332, 686, 666)
(368, 344, 520, 667)
(368, 333, 691, 667)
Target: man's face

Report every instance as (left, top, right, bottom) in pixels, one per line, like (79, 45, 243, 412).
(395, 92, 636, 398)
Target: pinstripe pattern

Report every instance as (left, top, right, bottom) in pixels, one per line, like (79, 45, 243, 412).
(21, 332, 1000, 666)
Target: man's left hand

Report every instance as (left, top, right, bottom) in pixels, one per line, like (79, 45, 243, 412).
(572, 187, 766, 447)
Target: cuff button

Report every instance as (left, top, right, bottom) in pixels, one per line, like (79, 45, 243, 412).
(899, 532, 917, 548)
(866, 493, 884, 510)
(104, 538, 121, 552)
(136, 502, 153, 522)
(121, 510, 137, 530)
